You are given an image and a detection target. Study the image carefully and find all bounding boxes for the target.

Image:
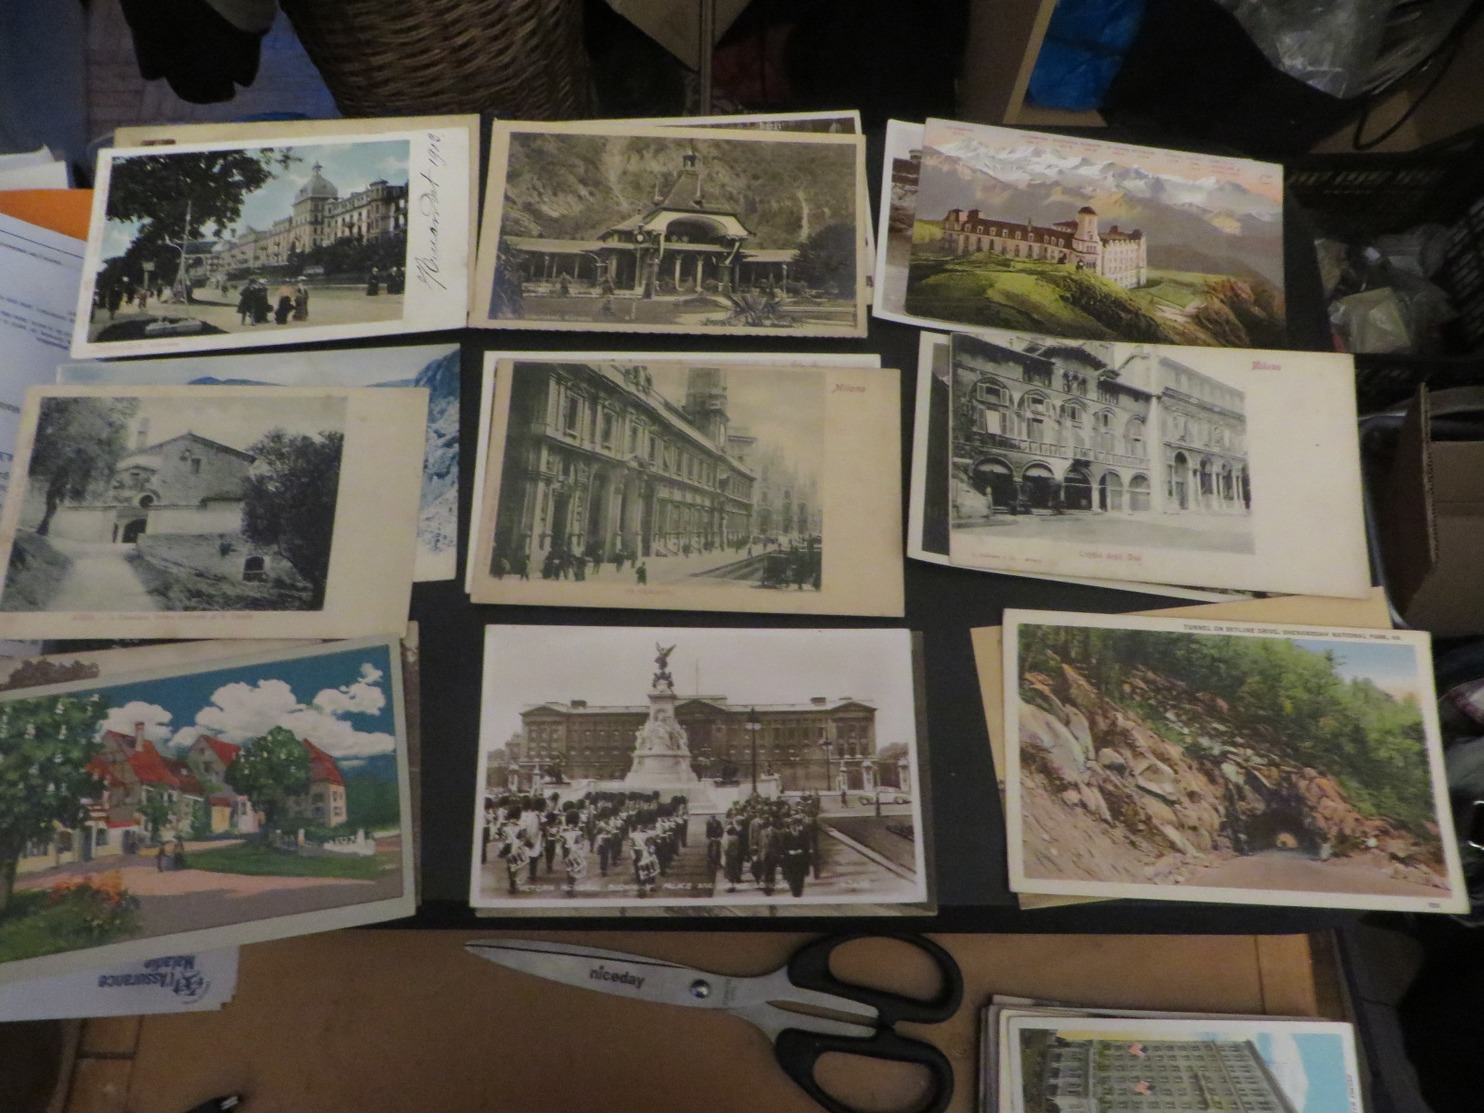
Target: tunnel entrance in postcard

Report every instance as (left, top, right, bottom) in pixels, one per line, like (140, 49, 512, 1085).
(1242, 802, 1323, 858)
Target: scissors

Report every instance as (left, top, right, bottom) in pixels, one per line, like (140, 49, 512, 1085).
(466, 933, 962, 1113)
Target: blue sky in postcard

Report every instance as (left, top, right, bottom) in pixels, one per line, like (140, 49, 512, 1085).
(1253, 1031, 1352, 1113)
(1291, 638, 1421, 702)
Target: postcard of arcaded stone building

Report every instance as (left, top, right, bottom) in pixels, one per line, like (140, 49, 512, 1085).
(467, 356, 902, 616)
(1003, 609, 1468, 914)
(471, 121, 869, 337)
(70, 123, 472, 359)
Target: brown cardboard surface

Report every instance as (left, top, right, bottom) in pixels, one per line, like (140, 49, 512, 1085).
(75, 1015, 138, 1057)
(65, 1058, 132, 1113)
(117, 929, 1320, 1113)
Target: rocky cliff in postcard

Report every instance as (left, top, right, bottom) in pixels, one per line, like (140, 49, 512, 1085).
(1016, 626, 1451, 898)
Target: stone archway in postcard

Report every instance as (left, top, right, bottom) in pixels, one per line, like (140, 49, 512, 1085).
(1171, 452, 1191, 510)
(1063, 464, 1093, 511)
(970, 456, 1016, 513)
(1021, 463, 1057, 510)
(1098, 470, 1124, 512)
(120, 517, 148, 544)
(586, 466, 617, 560)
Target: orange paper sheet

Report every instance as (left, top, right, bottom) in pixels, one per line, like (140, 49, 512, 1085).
(0, 189, 92, 240)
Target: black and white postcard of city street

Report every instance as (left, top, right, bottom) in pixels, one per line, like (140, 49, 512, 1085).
(1003, 609, 1468, 913)
(897, 118, 1287, 347)
(944, 330, 1369, 596)
(1001, 1014, 1363, 1113)
(467, 356, 903, 616)
(471, 121, 869, 337)
(469, 626, 927, 911)
(58, 344, 461, 583)
(70, 125, 471, 359)
(0, 635, 414, 986)
(0, 384, 426, 640)
(466, 351, 881, 591)
(908, 331, 1245, 604)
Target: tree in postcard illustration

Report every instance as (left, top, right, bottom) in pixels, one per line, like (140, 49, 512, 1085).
(1015, 624, 1452, 900)
(0, 648, 403, 962)
(491, 133, 859, 330)
(88, 139, 412, 343)
(2, 395, 345, 615)
(906, 125, 1286, 347)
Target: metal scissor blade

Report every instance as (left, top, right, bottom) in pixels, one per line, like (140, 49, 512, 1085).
(465, 939, 736, 1009)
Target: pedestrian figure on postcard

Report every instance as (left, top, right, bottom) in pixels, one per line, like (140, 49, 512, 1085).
(561, 822, 587, 896)
(387, 266, 404, 295)
(722, 821, 744, 891)
(237, 283, 255, 325)
(543, 808, 561, 873)
(780, 816, 810, 898)
(558, 273, 571, 297)
(573, 553, 587, 581)
(515, 551, 530, 580)
(274, 282, 295, 325)
(172, 835, 188, 871)
(705, 815, 724, 874)
(156, 843, 168, 871)
(614, 549, 625, 574)
(635, 562, 648, 585)
(252, 279, 271, 323)
(492, 552, 509, 579)
(366, 266, 381, 296)
(107, 283, 123, 318)
(293, 277, 310, 321)
(505, 829, 532, 895)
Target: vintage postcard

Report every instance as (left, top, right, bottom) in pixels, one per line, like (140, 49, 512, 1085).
(0, 637, 413, 985)
(1003, 609, 1468, 912)
(470, 626, 927, 911)
(872, 119, 924, 323)
(1003, 1014, 1363, 1113)
(901, 118, 1286, 347)
(59, 345, 461, 582)
(468, 356, 903, 615)
(908, 331, 1250, 603)
(466, 349, 881, 589)
(945, 331, 1367, 596)
(640, 110, 862, 134)
(71, 126, 471, 358)
(0, 384, 425, 640)
(471, 120, 869, 337)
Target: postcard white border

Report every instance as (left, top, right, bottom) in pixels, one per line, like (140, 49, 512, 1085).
(871, 118, 923, 327)
(0, 384, 425, 639)
(1003, 608, 1468, 913)
(471, 120, 869, 337)
(70, 128, 471, 359)
(467, 357, 904, 616)
(0, 635, 415, 987)
(469, 625, 928, 910)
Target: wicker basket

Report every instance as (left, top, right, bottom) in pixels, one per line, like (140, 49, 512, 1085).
(279, 0, 590, 119)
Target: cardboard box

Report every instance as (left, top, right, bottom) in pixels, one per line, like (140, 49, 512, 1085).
(1379, 384, 1484, 634)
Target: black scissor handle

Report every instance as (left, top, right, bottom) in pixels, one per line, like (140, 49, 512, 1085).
(774, 1025, 955, 1113)
(786, 932, 964, 1024)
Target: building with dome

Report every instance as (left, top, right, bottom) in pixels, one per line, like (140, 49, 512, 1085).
(220, 162, 408, 275)
(939, 203, 1147, 288)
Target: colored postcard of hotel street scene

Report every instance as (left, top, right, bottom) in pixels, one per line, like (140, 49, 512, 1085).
(472, 121, 869, 337)
(897, 118, 1286, 347)
(0, 636, 414, 985)
(1002, 1014, 1363, 1113)
(468, 356, 902, 615)
(944, 330, 1368, 597)
(470, 626, 927, 911)
(59, 344, 461, 582)
(70, 126, 471, 359)
(0, 384, 426, 640)
(1003, 609, 1469, 913)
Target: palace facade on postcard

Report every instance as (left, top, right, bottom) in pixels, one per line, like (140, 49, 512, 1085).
(1037, 1037, 1297, 1113)
(939, 204, 1147, 288)
(492, 362, 820, 572)
(491, 694, 910, 796)
(952, 333, 1249, 517)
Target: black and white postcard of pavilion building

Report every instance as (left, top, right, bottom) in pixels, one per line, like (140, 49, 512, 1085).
(0, 384, 427, 641)
(467, 356, 903, 616)
(469, 626, 928, 911)
(890, 117, 1287, 349)
(70, 125, 472, 359)
(941, 329, 1371, 597)
(471, 121, 869, 337)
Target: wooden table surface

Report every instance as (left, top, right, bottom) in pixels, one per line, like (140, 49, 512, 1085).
(62, 928, 1336, 1113)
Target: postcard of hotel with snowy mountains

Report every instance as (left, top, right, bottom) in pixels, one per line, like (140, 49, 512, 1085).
(896, 119, 1285, 348)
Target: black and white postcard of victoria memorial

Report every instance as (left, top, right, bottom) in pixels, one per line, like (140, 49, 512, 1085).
(0, 384, 428, 641)
(469, 626, 928, 911)
(471, 121, 869, 337)
(71, 126, 472, 359)
(942, 330, 1371, 597)
(468, 356, 903, 616)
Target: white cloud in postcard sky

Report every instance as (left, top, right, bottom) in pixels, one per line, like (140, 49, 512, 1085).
(100, 701, 173, 744)
(481, 626, 917, 757)
(181, 674, 394, 758)
(312, 662, 386, 717)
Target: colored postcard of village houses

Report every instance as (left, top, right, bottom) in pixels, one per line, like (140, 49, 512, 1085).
(470, 626, 928, 911)
(467, 356, 903, 615)
(1001, 1014, 1363, 1113)
(944, 331, 1369, 597)
(470, 121, 869, 337)
(0, 636, 414, 986)
(1003, 609, 1469, 912)
(58, 344, 461, 582)
(0, 384, 426, 640)
(69, 125, 471, 359)
(894, 118, 1286, 347)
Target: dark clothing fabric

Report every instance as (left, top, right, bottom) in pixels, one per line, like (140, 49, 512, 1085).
(119, 0, 271, 103)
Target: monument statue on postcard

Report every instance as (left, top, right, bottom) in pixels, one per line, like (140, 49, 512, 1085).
(625, 641, 698, 788)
